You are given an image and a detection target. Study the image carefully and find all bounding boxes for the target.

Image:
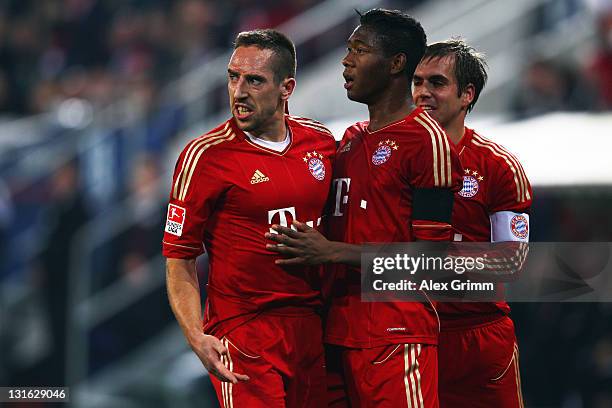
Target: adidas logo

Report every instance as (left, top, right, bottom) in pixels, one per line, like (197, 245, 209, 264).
(250, 170, 270, 184)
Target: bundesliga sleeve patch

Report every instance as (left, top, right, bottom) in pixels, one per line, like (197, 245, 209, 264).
(490, 211, 529, 242)
(165, 204, 186, 237)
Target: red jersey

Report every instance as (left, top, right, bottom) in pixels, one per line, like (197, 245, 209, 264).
(438, 127, 533, 327)
(324, 108, 463, 348)
(162, 116, 336, 338)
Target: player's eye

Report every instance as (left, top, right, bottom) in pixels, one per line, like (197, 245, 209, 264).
(228, 73, 238, 81)
(249, 78, 262, 86)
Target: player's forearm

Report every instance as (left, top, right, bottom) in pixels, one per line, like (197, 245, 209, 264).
(328, 241, 362, 266)
(166, 258, 204, 345)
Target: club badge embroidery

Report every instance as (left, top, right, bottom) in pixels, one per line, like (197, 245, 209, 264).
(511, 214, 529, 239)
(303, 151, 326, 181)
(372, 140, 398, 166)
(459, 168, 484, 198)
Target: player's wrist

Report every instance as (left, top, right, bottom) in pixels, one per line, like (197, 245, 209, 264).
(186, 328, 207, 346)
(327, 241, 345, 264)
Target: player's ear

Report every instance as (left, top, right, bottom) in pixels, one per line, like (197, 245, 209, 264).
(462, 84, 476, 110)
(390, 53, 407, 75)
(280, 77, 296, 101)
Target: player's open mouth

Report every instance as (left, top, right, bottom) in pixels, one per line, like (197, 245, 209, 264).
(343, 73, 354, 90)
(234, 104, 254, 120)
(419, 105, 435, 111)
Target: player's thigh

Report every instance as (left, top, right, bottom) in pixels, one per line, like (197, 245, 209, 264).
(284, 319, 326, 408)
(210, 336, 285, 408)
(439, 317, 523, 408)
(343, 343, 438, 408)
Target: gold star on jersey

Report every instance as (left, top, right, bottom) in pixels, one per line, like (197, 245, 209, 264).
(303, 151, 326, 181)
(459, 168, 484, 198)
(372, 140, 398, 166)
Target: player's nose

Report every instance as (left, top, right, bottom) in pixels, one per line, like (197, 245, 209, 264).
(232, 77, 248, 99)
(412, 85, 430, 101)
(341, 52, 354, 68)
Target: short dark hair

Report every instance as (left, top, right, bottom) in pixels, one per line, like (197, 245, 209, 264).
(233, 29, 296, 83)
(423, 39, 488, 112)
(357, 8, 427, 78)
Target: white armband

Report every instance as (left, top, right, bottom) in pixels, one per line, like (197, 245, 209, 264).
(490, 211, 529, 242)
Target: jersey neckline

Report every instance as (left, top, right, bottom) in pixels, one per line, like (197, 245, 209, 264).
(364, 106, 425, 134)
(230, 116, 294, 156)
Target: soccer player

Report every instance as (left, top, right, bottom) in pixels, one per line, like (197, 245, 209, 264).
(266, 9, 463, 407)
(162, 29, 336, 407)
(412, 39, 532, 407)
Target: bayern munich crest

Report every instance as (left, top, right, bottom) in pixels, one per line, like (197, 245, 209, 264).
(459, 169, 484, 198)
(459, 176, 479, 198)
(511, 214, 529, 239)
(303, 151, 326, 181)
(372, 140, 398, 166)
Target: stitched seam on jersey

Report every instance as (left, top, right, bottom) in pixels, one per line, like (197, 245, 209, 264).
(414, 116, 441, 187)
(162, 241, 201, 250)
(180, 132, 236, 201)
(423, 111, 452, 187)
(173, 123, 230, 199)
(472, 134, 528, 201)
(412, 223, 451, 228)
(418, 113, 446, 187)
(472, 134, 530, 202)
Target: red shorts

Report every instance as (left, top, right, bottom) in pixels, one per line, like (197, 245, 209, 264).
(210, 311, 325, 408)
(325, 345, 349, 408)
(326, 343, 438, 408)
(438, 316, 524, 408)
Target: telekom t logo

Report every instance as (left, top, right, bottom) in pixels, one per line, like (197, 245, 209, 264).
(267, 206, 321, 233)
(332, 178, 351, 216)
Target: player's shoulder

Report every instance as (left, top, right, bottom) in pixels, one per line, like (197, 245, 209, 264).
(343, 120, 368, 139)
(179, 119, 237, 158)
(468, 129, 526, 172)
(469, 129, 532, 205)
(406, 109, 446, 139)
(287, 115, 335, 142)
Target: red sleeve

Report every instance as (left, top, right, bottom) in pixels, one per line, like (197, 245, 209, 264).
(489, 153, 532, 214)
(409, 115, 463, 241)
(162, 141, 227, 259)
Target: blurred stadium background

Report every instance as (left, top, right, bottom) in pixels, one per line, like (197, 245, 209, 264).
(1, 0, 611, 407)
